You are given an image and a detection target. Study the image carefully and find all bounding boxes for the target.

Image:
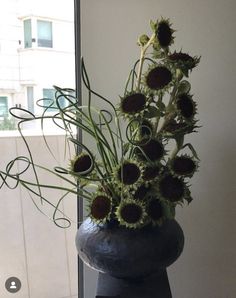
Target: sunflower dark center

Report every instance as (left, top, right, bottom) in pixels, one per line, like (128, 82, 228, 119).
(147, 199, 163, 220)
(164, 119, 194, 135)
(159, 175, 185, 202)
(120, 203, 142, 223)
(91, 196, 111, 220)
(157, 22, 172, 47)
(146, 66, 172, 90)
(169, 52, 194, 63)
(172, 157, 196, 175)
(142, 166, 160, 181)
(73, 155, 92, 173)
(134, 184, 151, 200)
(136, 139, 164, 161)
(177, 94, 194, 119)
(121, 93, 146, 114)
(118, 163, 141, 185)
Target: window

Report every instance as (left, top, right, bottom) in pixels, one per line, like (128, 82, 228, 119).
(43, 88, 69, 111)
(0, 96, 8, 117)
(37, 20, 53, 48)
(23, 19, 53, 48)
(23, 19, 32, 48)
(27, 87, 34, 113)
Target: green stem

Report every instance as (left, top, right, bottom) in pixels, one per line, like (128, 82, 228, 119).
(136, 33, 156, 91)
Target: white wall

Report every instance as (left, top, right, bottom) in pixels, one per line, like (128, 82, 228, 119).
(81, 0, 236, 297)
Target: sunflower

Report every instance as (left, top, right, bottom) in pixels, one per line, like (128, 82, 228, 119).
(89, 193, 112, 223)
(115, 160, 141, 186)
(161, 119, 199, 138)
(142, 163, 161, 181)
(69, 153, 94, 176)
(158, 173, 186, 203)
(120, 92, 147, 116)
(156, 18, 174, 48)
(133, 182, 152, 200)
(168, 51, 200, 72)
(146, 198, 165, 225)
(144, 64, 173, 92)
(176, 93, 196, 122)
(115, 199, 146, 228)
(134, 138, 165, 162)
(170, 155, 197, 177)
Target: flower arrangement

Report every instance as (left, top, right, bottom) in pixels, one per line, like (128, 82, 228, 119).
(1, 17, 200, 229)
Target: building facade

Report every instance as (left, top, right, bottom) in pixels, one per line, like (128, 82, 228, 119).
(0, 0, 75, 128)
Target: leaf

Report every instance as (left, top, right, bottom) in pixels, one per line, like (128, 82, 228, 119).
(177, 80, 191, 95)
(156, 100, 166, 111)
(144, 106, 161, 118)
(150, 20, 157, 31)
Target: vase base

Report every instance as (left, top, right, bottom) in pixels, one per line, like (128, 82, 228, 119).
(96, 270, 172, 298)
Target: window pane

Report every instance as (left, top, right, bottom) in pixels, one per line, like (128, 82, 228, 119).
(43, 88, 56, 111)
(27, 87, 34, 113)
(24, 19, 32, 48)
(37, 20, 53, 47)
(0, 96, 8, 116)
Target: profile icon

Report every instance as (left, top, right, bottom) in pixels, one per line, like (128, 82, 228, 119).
(5, 277, 21, 293)
(10, 281, 17, 289)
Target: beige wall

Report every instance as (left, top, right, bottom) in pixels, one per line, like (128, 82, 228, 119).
(81, 0, 236, 297)
(0, 135, 78, 298)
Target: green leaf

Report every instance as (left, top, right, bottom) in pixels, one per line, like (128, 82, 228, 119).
(156, 100, 166, 111)
(144, 106, 161, 118)
(177, 80, 191, 95)
(150, 20, 157, 31)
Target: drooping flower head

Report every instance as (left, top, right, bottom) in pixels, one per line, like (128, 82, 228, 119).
(168, 51, 200, 70)
(69, 153, 93, 176)
(156, 19, 174, 48)
(162, 119, 198, 138)
(168, 51, 200, 77)
(176, 94, 196, 122)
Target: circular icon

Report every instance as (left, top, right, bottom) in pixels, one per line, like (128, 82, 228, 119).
(5, 277, 21, 293)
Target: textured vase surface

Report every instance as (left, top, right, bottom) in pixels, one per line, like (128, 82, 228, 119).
(76, 217, 184, 280)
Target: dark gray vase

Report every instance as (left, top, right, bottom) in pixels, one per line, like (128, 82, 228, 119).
(75, 218, 184, 298)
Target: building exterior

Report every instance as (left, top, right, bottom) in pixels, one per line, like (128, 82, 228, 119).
(0, 0, 75, 129)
